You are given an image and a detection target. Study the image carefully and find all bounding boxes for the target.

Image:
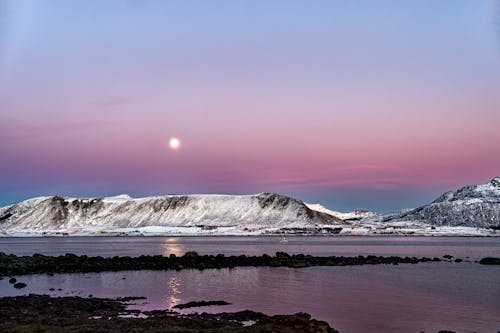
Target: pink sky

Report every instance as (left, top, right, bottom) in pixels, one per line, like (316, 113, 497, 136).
(1, 1, 499, 211)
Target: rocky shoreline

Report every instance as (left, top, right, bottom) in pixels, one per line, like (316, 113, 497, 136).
(0, 294, 483, 333)
(0, 294, 338, 333)
(0, 251, 467, 277)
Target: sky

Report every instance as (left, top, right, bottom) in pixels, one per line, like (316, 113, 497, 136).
(1, 0, 500, 212)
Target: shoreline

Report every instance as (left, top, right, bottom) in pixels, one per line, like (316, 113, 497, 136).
(0, 294, 481, 333)
(2, 251, 494, 277)
(1, 232, 499, 238)
(0, 294, 338, 333)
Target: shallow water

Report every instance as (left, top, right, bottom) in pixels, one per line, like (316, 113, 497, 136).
(1, 236, 499, 260)
(1, 263, 499, 333)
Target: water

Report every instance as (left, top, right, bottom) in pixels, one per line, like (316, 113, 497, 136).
(1, 264, 499, 333)
(1, 236, 499, 332)
(1, 236, 499, 260)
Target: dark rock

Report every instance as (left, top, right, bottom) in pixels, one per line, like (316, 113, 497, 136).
(8, 278, 16, 284)
(173, 300, 230, 309)
(276, 251, 290, 258)
(116, 296, 147, 302)
(479, 257, 500, 265)
(0, 252, 453, 277)
(183, 251, 199, 258)
(0, 212, 13, 221)
(13, 282, 27, 289)
(0, 294, 339, 332)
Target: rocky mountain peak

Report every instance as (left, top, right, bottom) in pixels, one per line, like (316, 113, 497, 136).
(394, 178, 500, 227)
(491, 177, 500, 188)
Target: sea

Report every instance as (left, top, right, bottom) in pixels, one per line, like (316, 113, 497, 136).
(1, 236, 499, 333)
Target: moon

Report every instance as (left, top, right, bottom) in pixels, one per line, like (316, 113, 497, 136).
(169, 137, 180, 150)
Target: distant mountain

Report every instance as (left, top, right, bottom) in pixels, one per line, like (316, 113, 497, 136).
(385, 177, 500, 227)
(305, 203, 377, 221)
(1, 178, 498, 236)
(0, 193, 341, 235)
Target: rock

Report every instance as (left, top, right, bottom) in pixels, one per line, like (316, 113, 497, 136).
(13, 282, 26, 289)
(0, 295, 340, 332)
(276, 251, 290, 258)
(479, 257, 500, 265)
(183, 251, 199, 258)
(8, 278, 16, 284)
(115, 296, 147, 302)
(173, 300, 231, 309)
(251, 312, 338, 333)
(0, 253, 452, 277)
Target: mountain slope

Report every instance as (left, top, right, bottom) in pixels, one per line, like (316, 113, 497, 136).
(388, 177, 500, 227)
(0, 193, 341, 234)
(305, 203, 377, 221)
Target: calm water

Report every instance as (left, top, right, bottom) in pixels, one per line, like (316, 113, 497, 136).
(1, 236, 499, 260)
(1, 264, 499, 333)
(1, 237, 499, 332)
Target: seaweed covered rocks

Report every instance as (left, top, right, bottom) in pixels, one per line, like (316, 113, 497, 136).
(0, 294, 338, 333)
(0, 251, 446, 277)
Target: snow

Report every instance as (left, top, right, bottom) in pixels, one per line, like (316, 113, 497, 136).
(242, 320, 256, 327)
(102, 194, 133, 203)
(0, 193, 337, 236)
(1, 178, 498, 237)
(305, 203, 377, 220)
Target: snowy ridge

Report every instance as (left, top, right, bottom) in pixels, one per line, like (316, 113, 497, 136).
(0, 193, 340, 235)
(305, 203, 377, 220)
(1, 178, 499, 236)
(385, 177, 500, 227)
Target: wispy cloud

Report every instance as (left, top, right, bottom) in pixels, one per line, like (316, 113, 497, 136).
(0, 120, 113, 142)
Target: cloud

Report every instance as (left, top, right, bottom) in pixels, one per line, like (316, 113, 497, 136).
(0, 120, 113, 143)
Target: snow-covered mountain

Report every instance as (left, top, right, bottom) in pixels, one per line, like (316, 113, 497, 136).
(305, 203, 377, 220)
(0, 193, 341, 235)
(384, 177, 500, 227)
(1, 178, 498, 237)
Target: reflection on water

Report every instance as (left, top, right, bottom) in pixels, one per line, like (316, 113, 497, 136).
(162, 238, 184, 257)
(1, 236, 499, 260)
(1, 263, 499, 333)
(166, 276, 181, 308)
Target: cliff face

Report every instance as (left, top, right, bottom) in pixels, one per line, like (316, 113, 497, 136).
(393, 177, 500, 227)
(0, 193, 340, 233)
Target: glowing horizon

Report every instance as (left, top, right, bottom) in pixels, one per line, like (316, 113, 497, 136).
(1, 0, 499, 212)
